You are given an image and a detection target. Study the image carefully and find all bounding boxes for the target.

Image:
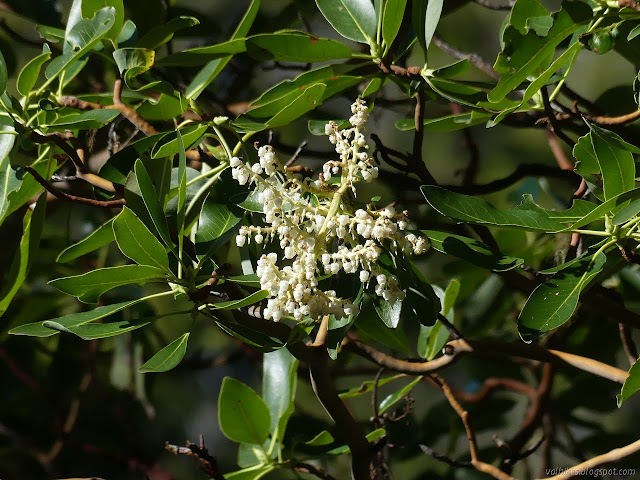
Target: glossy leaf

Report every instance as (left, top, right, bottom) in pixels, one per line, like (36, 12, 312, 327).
(396, 111, 491, 131)
(112, 207, 170, 271)
(265, 83, 326, 129)
(422, 230, 523, 271)
(17, 44, 51, 96)
(176, 131, 187, 238)
(57, 218, 115, 263)
(0, 114, 18, 223)
(209, 290, 270, 310)
(140, 332, 190, 373)
(225, 465, 275, 480)
(489, 1, 592, 103)
(374, 294, 402, 328)
(196, 194, 242, 243)
(45, 319, 150, 340)
(49, 265, 166, 303)
(218, 377, 271, 445)
(339, 374, 407, 398)
(9, 298, 143, 337)
(44, 8, 117, 85)
(133, 160, 173, 248)
(617, 357, 640, 407)
(305, 430, 335, 446)
(82, 0, 123, 44)
(357, 307, 410, 353)
(246, 32, 352, 63)
(316, 0, 377, 43)
(112, 48, 154, 84)
(136, 16, 199, 49)
(263, 348, 298, 443)
(379, 377, 422, 414)
(382, 0, 407, 49)
(0, 50, 6, 95)
(589, 124, 636, 201)
(156, 38, 247, 66)
(417, 282, 458, 360)
(2, 160, 56, 225)
(0, 195, 46, 316)
(151, 124, 207, 159)
(44, 109, 120, 131)
(422, 186, 566, 231)
(518, 252, 607, 342)
(185, 0, 260, 99)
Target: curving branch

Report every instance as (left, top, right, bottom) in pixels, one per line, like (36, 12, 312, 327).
(345, 337, 629, 384)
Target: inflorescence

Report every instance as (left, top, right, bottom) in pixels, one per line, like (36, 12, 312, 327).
(230, 98, 428, 322)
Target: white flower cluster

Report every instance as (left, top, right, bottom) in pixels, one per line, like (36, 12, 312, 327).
(230, 98, 429, 322)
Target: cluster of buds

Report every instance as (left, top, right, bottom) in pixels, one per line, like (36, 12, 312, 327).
(230, 98, 429, 322)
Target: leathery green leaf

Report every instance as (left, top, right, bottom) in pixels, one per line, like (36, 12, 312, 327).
(140, 332, 190, 373)
(133, 160, 173, 248)
(382, 0, 407, 49)
(0, 194, 47, 316)
(379, 376, 423, 414)
(49, 264, 166, 303)
(263, 348, 298, 443)
(618, 357, 640, 407)
(265, 83, 326, 129)
(218, 377, 271, 445)
(17, 44, 51, 96)
(57, 218, 115, 263)
(246, 32, 352, 63)
(112, 207, 170, 272)
(316, 0, 377, 43)
(518, 251, 607, 342)
(209, 290, 270, 310)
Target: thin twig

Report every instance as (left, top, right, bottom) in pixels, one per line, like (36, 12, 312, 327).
(345, 337, 629, 384)
(419, 444, 473, 467)
(411, 88, 437, 185)
(113, 79, 158, 136)
(285, 140, 308, 167)
(433, 374, 517, 480)
(165, 437, 224, 480)
(294, 461, 339, 480)
(24, 166, 125, 208)
(541, 87, 575, 149)
(619, 322, 638, 366)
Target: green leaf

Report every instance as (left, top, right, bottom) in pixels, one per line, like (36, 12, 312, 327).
(508, 0, 549, 36)
(136, 16, 199, 49)
(176, 130, 187, 238)
(133, 160, 174, 248)
(196, 194, 242, 243)
(412, 0, 443, 53)
(218, 377, 271, 445)
(518, 252, 607, 342)
(140, 332, 190, 372)
(489, 1, 592, 103)
(49, 264, 166, 303)
(44, 8, 117, 86)
(263, 348, 299, 443)
(417, 282, 457, 360)
(9, 298, 145, 337)
(247, 32, 352, 63)
(185, 0, 260, 100)
(589, 124, 636, 201)
(396, 111, 492, 132)
(422, 186, 566, 231)
(112, 207, 170, 271)
(0, 50, 6, 95)
(327, 429, 386, 455)
(150, 124, 208, 159)
(265, 83, 327, 129)
(112, 48, 155, 85)
(43, 109, 120, 131)
(617, 357, 640, 407)
(156, 38, 247, 66)
(628, 24, 640, 41)
(374, 294, 402, 328)
(0, 194, 47, 316)
(82, 0, 123, 44)
(339, 374, 407, 398)
(17, 44, 51, 96)
(209, 290, 270, 310)
(0, 115, 18, 224)
(57, 218, 115, 263)
(225, 465, 276, 480)
(46, 318, 150, 340)
(563, 189, 640, 231)
(2, 160, 56, 225)
(356, 307, 410, 353)
(316, 0, 377, 43)
(612, 198, 640, 226)
(305, 430, 335, 446)
(382, 0, 407, 49)
(379, 376, 422, 414)
(422, 230, 524, 271)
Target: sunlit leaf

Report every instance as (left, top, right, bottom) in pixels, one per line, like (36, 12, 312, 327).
(218, 377, 271, 445)
(140, 332, 190, 372)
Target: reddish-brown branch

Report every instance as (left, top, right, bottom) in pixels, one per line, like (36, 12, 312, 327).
(433, 374, 517, 480)
(24, 166, 125, 208)
(112, 79, 158, 136)
(345, 337, 628, 384)
(618, 0, 640, 12)
(165, 438, 224, 480)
